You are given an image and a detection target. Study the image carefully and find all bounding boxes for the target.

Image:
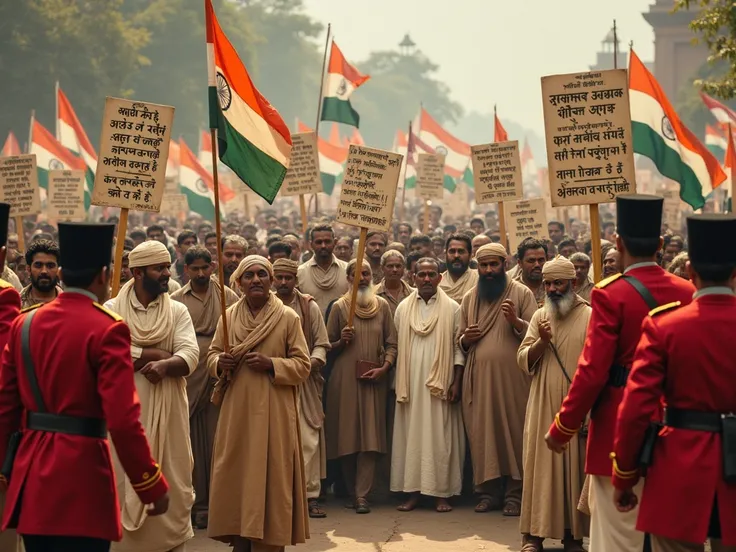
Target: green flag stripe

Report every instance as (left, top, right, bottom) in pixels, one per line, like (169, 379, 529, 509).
(321, 97, 360, 128)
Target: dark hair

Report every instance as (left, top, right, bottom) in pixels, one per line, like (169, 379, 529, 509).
(620, 235, 661, 257)
(146, 224, 164, 236)
(691, 262, 735, 283)
(204, 231, 217, 243)
(130, 230, 146, 241)
(406, 250, 423, 271)
(61, 266, 107, 288)
(123, 238, 135, 251)
(548, 220, 565, 233)
(415, 257, 441, 272)
(397, 222, 413, 234)
(25, 238, 60, 266)
(602, 221, 615, 232)
(197, 223, 213, 233)
(177, 230, 197, 247)
(409, 234, 431, 247)
(265, 235, 282, 248)
(445, 232, 472, 253)
(557, 237, 577, 251)
(283, 232, 300, 241)
(443, 224, 457, 233)
(366, 230, 387, 244)
(470, 217, 485, 227)
(184, 245, 212, 265)
(310, 224, 334, 241)
(268, 241, 293, 258)
(517, 237, 548, 260)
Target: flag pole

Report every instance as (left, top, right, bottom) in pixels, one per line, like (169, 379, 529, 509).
(493, 104, 509, 251)
(210, 128, 229, 354)
(55, 81, 60, 140)
(313, 23, 332, 217)
(400, 120, 411, 221)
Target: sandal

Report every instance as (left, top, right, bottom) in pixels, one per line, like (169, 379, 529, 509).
(521, 535, 544, 552)
(355, 497, 371, 514)
(308, 499, 327, 519)
(503, 500, 521, 517)
(474, 495, 502, 513)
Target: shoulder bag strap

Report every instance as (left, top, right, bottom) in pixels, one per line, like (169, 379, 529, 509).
(21, 310, 46, 413)
(549, 342, 573, 385)
(622, 274, 658, 310)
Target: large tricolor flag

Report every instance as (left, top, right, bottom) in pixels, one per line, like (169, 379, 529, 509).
(629, 50, 726, 210)
(418, 108, 471, 192)
(30, 118, 86, 190)
(700, 91, 736, 126)
(205, 0, 291, 204)
(179, 138, 235, 221)
(1, 132, 21, 157)
(297, 120, 347, 195)
(320, 41, 370, 128)
(57, 85, 97, 207)
(705, 124, 727, 160)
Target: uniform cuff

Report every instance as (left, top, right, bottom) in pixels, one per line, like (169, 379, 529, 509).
(131, 464, 169, 504)
(610, 453, 639, 489)
(548, 414, 576, 444)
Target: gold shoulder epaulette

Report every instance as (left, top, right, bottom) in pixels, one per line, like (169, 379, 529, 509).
(20, 303, 42, 314)
(649, 301, 681, 317)
(0, 279, 12, 290)
(93, 302, 123, 321)
(595, 273, 623, 289)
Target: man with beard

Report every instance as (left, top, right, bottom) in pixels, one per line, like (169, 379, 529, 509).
(457, 243, 537, 516)
(20, 239, 63, 309)
(514, 238, 547, 307)
(409, 235, 433, 257)
(375, 250, 412, 316)
(391, 258, 465, 513)
(517, 256, 591, 552)
(105, 240, 199, 552)
(603, 247, 623, 278)
(440, 233, 478, 303)
(395, 223, 413, 250)
(272, 258, 330, 519)
(548, 221, 565, 246)
(570, 252, 594, 302)
(170, 246, 238, 530)
(366, 231, 387, 284)
(334, 236, 354, 263)
(298, 224, 349, 318)
(221, 235, 247, 292)
(267, 241, 292, 263)
(325, 259, 397, 514)
(172, 230, 197, 285)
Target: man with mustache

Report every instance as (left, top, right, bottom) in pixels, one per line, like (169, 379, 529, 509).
(221, 235, 247, 292)
(457, 243, 537, 516)
(440, 233, 478, 303)
(298, 224, 349, 319)
(570, 252, 594, 302)
(20, 239, 63, 309)
(365, 231, 387, 285)
(273, 258, 330, 519)
(603, 247, 623, 278)
(170, 246, 238, 530)
(517, 256, 591, 552)
(325, 259, 397, 514)
(375, 250, 412, 317)
(514, 238, 548, 308)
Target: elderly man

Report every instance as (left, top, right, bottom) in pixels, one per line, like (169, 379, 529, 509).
(20, 238, 63, 309)
(170, 246, 238, 530)
(221, 235, 247, 290)
(392, 258, 465, 513)
(457, 243, 537, 516)
(375, 250, 412, 316)
(334, 236, 354, 263)
(440, 233, 478, 302)
(207, 256, 311, 552)
(326, 260, 398, 514)
(517, 257, 591, 552)
(105, 240, 199, 552)
(272, 258, 330, 520)
(298, 224, 349, 318)
(570, 252, 594, 302)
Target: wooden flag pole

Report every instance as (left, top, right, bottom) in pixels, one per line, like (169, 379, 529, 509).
(110, 208, 129, 297)
(210, 128, 230, 352)
(497, 201, 508, 251)
(299, 194, 308, 234)
(399, 120, 412, 221)
(347, 227, 368, 326)
(313, 23, 332, 217)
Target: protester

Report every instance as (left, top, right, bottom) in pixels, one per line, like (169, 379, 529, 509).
(365, 231, 387, 284)
(570, 252, 594, 302)
(20, 239, 62, 309)
(514, 238, 548, 307)
(440, 233, 478, 302)
(298, 224, 349, 318)
(375, 250, 412, 315)
(334, 236, 354, 263)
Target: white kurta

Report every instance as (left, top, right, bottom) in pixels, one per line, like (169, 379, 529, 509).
(390, 294, 466, 498)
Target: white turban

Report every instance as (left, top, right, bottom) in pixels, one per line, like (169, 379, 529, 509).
(230, 255, 273, 289)
(542, 255, 576, 281)
(476, 242, 508, 261)
(128, 240, 171, 269)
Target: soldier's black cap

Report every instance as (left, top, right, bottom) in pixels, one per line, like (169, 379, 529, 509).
(687, 214, 736, 266)
(0, 203, 9, 249)
(58, 223, 115, 272)
(616, 194, 664, 239)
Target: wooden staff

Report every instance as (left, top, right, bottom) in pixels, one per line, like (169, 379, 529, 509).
(313, 23, 332, 217)
(299, 194, 308, 234)
(399, 120, 412, 221)
(590, 204, 602, 282)
(110, 208, 128, 297)
(347, 226, 367, 326)
(497, 201, 508, 251)
(210, 128, 229, 352)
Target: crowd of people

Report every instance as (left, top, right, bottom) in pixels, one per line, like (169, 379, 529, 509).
(0, 193, 732, 552)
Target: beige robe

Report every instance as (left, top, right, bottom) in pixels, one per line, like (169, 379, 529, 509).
(206, 302, 311, 548)
(514, 270, 545, 308)
(296, 255, 348, 318)
(517, 298, 591, 540)
(439, 268, 478, 303)
(459, 277, 537, 485)
(375, 279, 412, 317)
(325, 296, 398, 459)
(575, 277, 594, 303)
(170, 281, 238, 517)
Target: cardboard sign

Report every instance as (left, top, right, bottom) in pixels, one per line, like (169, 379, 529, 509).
(281, 132, 321, 196)
(661, 189, 683, 231)
(48, 170, 86, 221)
(505, 197, 549, 253)
(336, 145, 403, 232)
(416, 153, 445, 200)
(0, 154, 41, 217)
(471, 140, 523, 204)
(542, 69, 636, 207)
(92, 97, 174, 211)
(160, 193, 189, 217)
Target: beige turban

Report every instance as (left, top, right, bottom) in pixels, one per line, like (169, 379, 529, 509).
(230, 255, 273, 289)
(475, 242, 507, 261)
(542, 255, 576, 281)
(128, 240, 171, 269)
(272, 258, 299, 275)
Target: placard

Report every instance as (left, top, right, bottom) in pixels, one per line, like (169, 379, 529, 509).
(92, 97, 174, 211)
(416, 153, 445, 200)
(160, 193, 189, 217)
(661, 189, 683, 231)
(0, 154, 41, 216)
(336, 145, 403, 231)
(48, 170, 86, 221)
(281, 132, 321, 196)
(471, 140, 523, 204)
(505, 197, 549, 253)
(542, 69, 636, 207)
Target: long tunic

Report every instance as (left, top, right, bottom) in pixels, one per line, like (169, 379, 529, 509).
(375, 280, 412, 317)
(517, 299, 591, 539)
(325, 297, 398, 459)
(439, 269, 478, 303)
(459, 278, 536, 484)
(575, 277, 594, 303)
(297, 255, 348, 319)
(206, 306, 311, 547)
(391, 295, 465, 497)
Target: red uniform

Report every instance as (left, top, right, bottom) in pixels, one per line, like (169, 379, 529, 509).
(0, 290, 168, 541)
(0, 280, 20, 348)
(612, 291, 736, 545)
(548, 264, 695, 475)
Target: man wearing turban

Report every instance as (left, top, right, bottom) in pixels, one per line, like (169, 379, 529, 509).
(105, 240, 199, 552)
(517, 256, 592, 551)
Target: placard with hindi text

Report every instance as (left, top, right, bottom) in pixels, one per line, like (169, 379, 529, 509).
(336, 145, 402, 232)
(160, 193, 189, 217)
(505, 198, 549, 253)
(416, 153, 445, 200)
(471, 141, 523, 204)
(92, 97, 174, 211)
(48, 170, 86, 221)
(541, 69, 635, 207)
(281, 132, 321, 196)
(661, 189, 683, 231)
(0, 154, 41, 217)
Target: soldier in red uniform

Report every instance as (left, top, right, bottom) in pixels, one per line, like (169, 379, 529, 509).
(544, 194, 695, 552)
(0, 222, 170, 552)
(0, 203, 21, 347)
(612, 214, 736, 552)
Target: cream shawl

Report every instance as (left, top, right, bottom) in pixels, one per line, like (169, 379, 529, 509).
(439, 268, 479, 302)
(114, 278, 175, 344)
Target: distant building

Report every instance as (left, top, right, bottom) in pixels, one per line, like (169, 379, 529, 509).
(589, 27, 628, 71)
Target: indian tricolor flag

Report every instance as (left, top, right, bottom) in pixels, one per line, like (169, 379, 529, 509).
(418, 108, 470, 192)
(705, 124, 728, 160)
(57, 85, 97, 207)
(630, 50, 726, 210)
(166, 139, 181, 180)
(1, 132, 21, 157)
(30, 118, 86, 190)
(297, 120, 347, 195)
(205, 0, 291, 204)
(700, 91, 736, 125)
(180, 138, 235, 221)
(321, 41, 370, 128)
(198, 129, 213, 169)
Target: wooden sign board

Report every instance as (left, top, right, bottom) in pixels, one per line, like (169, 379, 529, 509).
(92, 97, 174, 211)
(336, 145, 403, 232)
(0, 154, 41, 217)
(505, 197, 549, 253)
(416, 153, 445, 200)
(541, 69, 636, 207)
(661, 189, 683, 231)
(471, 140, 523, 204)
(160, 193, 189, 217)
(281, 132, 321, 196)
(48, 170, 86, 221)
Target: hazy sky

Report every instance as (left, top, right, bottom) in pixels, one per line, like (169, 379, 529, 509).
(302, 0, 656, 135)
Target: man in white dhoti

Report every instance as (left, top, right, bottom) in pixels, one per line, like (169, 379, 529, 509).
(106, 240, 199, 552)
(391, 258, 465, 513)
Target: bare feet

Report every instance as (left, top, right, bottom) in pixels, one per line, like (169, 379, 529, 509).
(397, 494, 420, 512)
(435, 498, 452, 513)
